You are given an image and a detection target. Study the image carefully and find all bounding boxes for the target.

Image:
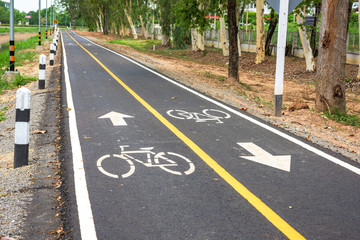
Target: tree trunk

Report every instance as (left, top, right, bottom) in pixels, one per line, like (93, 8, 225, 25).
(124, 8, 138, 39)
(162, 34, 170, 46)
(236, 2, 246, 57)
(255, 0, 265, 64)
(72, 17, 76, 30)
(103, 5, 109, 35)
(358, 5, 360, 80)
(227, 0, 239, 82)
(237, 33, 241, 57)
(297, 9, 315, 72)
(310, 3, 321, 57)
(98, 14, 103, 33)
(191, 29, 205, 51)
(96, 20, 100, 32)
(316, 0, 349, 114)
(265, 9, 278, 56)
(245, 5, 249, 32)
(191, 2, 205, 52)
(139, 15, 146, 37)
(119, 23, 123, 36)
(111, 21, 116, 34)
(220, 15, 229, 56)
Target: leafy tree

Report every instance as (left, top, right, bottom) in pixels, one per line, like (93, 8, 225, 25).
(60, 0, 81, 29)
(0, 1, 9, 24)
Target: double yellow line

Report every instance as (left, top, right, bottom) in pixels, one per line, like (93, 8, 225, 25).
(64, 30, 305, 240)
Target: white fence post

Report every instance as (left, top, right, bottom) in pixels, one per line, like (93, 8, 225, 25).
(53, 38, 57, 55)
(39, 54, 46, 89)
(14, 87, 31, 168)
(50, 43, 55, 66)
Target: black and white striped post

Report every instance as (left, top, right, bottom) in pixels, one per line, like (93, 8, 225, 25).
(53, 38, 57, 55)
(38, 54, 46, 89)
(55, 32, 59, 45)
(14, 87, 31, 168)
(50, 43, 55, 66)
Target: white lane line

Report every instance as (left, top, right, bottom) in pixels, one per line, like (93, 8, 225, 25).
(71, 31, 360, 176)
(61, 31, 98, 240)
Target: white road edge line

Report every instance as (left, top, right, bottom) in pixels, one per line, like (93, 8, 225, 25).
(61, 32, 98, 240)
(71, 31, 360, 176)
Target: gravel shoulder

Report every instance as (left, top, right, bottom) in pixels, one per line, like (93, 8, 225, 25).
(0, 38, 63, 239)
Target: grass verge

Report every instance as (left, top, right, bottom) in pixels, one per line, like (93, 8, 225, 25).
(0, 73, 37, 93)
(0, 27, 38, 33)
(107, 38, 161, 52)
(0, 29, 50, 69)
(323, 109, 360, 127)
(0, 106, 7, 121)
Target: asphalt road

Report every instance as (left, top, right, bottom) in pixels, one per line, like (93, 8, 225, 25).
(60, 30, 360, 240)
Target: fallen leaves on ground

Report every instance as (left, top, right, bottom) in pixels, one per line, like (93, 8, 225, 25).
(34, 130, 47, 134)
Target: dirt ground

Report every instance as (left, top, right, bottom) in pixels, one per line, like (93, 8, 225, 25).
(74, 30, 360, 162)
(0, 32, 37, 45)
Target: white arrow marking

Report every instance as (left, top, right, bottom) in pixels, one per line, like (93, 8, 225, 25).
(237, 142, 291, 172)
(98, 111, 134, 126)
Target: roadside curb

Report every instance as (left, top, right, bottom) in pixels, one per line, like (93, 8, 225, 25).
(0, 35, 63, 239)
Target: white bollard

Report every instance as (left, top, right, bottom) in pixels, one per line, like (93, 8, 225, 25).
(14, 87, 31, 168)
(38, 54, 46, 89)
(55, 34, 59, 48)
(50, 43, 55, 66)
(53, 38, 57, 54)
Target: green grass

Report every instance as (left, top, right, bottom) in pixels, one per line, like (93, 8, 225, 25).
(107, 38, 195, 61)
(0, 27, 39, 33)
(217, 76, 226, 82)
(239, 82, 252, 91)
(107, 38, 161, 52)
(0, 73, 37, 94)
(237, 90, 248, 98)
(0, 31, 39, 92)
(0, 30, 49, 70)
(0, 106, 8, 121)
(254, 96, 273, 107)
(323, 109, 360, 127)
(203, 71, 227, 82)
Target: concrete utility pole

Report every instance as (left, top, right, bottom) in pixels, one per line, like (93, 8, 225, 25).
(53, 3, 55, 30)
(46, 0, 48, 39)
(50, 0, 52, 34)
(9, 0, 15, 71)
(38, 0, 41, 45)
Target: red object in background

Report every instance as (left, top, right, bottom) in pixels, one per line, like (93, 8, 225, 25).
(25, 15, 31, 19)
(205, 16, 220, 19)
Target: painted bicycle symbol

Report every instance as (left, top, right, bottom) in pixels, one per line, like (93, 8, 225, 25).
(166, 109, 231, 124)
(97, 145, 195, 179)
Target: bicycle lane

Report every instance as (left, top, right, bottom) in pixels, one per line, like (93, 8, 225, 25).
(61, 31, 295, 239)
(70, 30, 360, 239)
(64, 30, 360, 239)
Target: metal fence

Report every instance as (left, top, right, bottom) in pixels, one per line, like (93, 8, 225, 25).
(204, 29, 359, 52)
(135, 27, 359, 52)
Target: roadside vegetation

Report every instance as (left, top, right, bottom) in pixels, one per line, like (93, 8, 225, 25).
(323, 110, 360, 128)
(0, 27, 39, 33)
(0, 29, 49, 122)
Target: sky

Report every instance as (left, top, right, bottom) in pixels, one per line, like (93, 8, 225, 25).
(3, 0, 55, 13)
